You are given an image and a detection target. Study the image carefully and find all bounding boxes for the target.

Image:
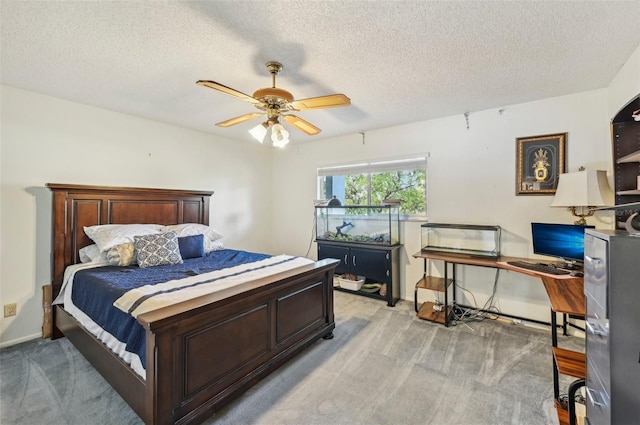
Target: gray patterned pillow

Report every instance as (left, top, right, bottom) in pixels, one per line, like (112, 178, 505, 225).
(134, 231, 183, 268)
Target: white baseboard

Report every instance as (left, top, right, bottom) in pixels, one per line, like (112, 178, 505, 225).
(0, 333, 42, 349)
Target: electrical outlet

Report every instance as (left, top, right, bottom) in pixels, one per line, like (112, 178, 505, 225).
(4, 303, 17, 317)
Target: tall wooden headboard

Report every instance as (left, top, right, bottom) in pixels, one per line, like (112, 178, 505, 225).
(46, 184, 214, 294)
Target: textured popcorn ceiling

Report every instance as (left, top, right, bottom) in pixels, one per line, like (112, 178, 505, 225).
(1, 1, 639, 144)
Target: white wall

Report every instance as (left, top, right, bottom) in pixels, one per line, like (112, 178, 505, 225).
(607, 44, 640, 118)
(1, 43, 638, 345)
(0, 86, 274, 346)
(271, 87, 626, 325)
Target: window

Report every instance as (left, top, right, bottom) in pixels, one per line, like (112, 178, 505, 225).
(317, 156, 427, 216)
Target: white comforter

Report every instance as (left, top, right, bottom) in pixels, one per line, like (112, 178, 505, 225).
(114, 255, 313, 317)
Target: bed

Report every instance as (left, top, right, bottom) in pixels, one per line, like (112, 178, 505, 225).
(47, 183, 338, 425)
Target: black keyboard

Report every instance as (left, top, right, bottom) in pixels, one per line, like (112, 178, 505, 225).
(506, 261, 571, 275)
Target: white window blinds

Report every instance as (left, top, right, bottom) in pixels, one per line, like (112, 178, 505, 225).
(317, 156, 428, 177)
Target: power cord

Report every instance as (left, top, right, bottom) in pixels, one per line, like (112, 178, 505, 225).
(305, 212, 317, 258)
(451, 269, 502, 324)
(479, 268, 502, 319)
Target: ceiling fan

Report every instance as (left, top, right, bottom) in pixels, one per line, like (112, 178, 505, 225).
(197, 61, 351, 147)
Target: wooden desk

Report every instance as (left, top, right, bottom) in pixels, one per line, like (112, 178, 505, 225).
(540, 276, 585, 317)
(412, 250, 585, 317)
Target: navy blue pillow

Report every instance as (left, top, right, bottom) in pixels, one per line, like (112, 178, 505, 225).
(178, 234, 205, 259)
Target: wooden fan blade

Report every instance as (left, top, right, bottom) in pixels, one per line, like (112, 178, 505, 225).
(282, 115, 321, 135)
(197, 80, 262, 105)
(290, 94, 350, 111)
(216, 113, 263, 127)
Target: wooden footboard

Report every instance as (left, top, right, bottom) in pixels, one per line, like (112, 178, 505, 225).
(143, 259, 337, 424)
(56, 259, 337, 424)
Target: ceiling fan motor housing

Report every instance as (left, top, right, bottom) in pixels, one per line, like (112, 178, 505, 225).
(252, 87, 294, 106)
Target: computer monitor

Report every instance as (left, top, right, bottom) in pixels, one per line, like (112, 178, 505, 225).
(531, 222, 595, 269)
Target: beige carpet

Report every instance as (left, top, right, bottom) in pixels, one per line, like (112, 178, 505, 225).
(1, 291, 583, 425)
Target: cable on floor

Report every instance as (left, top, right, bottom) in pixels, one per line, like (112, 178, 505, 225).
(451, 268, 502, 324)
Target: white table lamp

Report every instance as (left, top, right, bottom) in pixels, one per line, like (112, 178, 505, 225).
(550, 169, 614, 225)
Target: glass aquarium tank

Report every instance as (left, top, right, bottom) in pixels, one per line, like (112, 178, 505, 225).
(315, 205, 400, 246)
(421, 223, 501, 257)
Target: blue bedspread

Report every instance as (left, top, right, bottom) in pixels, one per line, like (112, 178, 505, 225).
(71, 249, 271, 372)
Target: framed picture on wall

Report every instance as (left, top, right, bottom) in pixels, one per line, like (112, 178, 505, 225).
(516, 133, 566, 195)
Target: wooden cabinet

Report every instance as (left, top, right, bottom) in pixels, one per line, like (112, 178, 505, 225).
(317, 241, 401, 306)
(611, 95, 640, 226)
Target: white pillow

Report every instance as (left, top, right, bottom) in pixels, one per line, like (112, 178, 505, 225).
(84, 223, 164, 252)
(205, 239, 225, 253)
(163, 223, 223, 242)
(78, 244, 108, 263)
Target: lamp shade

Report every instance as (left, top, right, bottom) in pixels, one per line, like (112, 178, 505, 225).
(550, 170, 614, 208)
(248, 122, 268, 143)
(270, 123, 289, 147)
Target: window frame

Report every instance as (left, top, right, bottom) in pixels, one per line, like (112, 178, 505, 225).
(317, 155, 428, 220)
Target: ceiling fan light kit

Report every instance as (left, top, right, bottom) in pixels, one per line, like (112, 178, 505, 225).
(270, 123, 290, 147)
(197, 61, 350, 147)
(248, 122, 269, 143)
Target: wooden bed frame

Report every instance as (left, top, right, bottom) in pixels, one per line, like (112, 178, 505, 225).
(47, 183, 338, 425)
